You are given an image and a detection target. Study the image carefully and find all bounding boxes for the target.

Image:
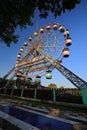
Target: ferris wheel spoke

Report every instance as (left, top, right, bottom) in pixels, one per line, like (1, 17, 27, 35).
(15, 22, 72, 83)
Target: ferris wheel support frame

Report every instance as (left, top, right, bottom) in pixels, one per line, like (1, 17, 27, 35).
(1, 21, 87, 104)
(36, 47, 87, 104)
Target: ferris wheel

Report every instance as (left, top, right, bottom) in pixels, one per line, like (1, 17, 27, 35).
(15, 22, 72, 82)
(1, 22, 87, 90)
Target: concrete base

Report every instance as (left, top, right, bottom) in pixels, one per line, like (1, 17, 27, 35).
(73, 124, 87, 130)
(0, 111, 40, 130)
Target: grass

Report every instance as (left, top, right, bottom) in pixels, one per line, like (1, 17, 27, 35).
(0, 94, 87, 114)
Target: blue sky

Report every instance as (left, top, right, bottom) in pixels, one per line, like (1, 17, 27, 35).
(0, 0, 87, 88)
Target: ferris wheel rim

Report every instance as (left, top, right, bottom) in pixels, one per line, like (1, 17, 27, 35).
(15, 22, 72, 80)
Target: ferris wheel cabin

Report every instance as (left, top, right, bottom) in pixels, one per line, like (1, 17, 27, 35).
(17, 53, 21, 59)
(53, 24, 58, 30)
(24, 42, 28, 46)
(65, 38, 72, 46)
(34, 31, 38, 37)
(58, 25, 65, 32)
(62, 48, 70, 57)
(40, 27, 44, 33)
(20, 47, 24, 52)
(29, 36, 32, 41)
(46, 70, 52, 79)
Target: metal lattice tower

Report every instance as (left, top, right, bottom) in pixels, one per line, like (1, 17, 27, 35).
(36, 47, 87, 89)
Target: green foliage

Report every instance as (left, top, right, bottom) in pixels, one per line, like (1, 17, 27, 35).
(58, 86, 64, 89)
(37, 0, 80, 18)
(48, 83, 57, 89)
(0, 0, 36, 46)
(0, 0, 80, 46)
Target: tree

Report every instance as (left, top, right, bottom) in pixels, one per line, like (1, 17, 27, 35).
(48, 83, 57, 89)
(0, 0, 80, 46)
(59, 86, 64, 89)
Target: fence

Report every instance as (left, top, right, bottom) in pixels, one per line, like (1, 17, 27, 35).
(0, 88, 83, 104)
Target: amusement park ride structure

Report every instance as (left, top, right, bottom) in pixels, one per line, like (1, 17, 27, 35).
(1, 22, 87, 90)
(1, 22, 87, 104)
